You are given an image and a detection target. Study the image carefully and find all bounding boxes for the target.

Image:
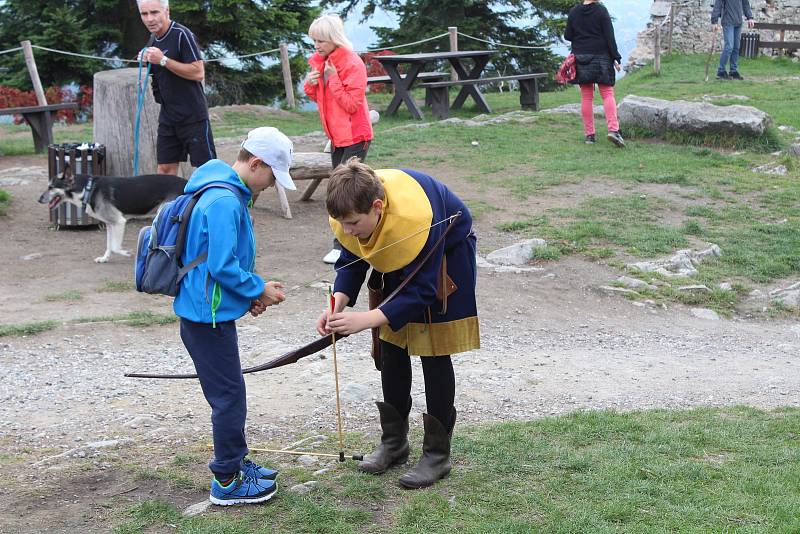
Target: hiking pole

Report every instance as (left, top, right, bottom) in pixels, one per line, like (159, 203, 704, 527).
(704, 26, 718, 82)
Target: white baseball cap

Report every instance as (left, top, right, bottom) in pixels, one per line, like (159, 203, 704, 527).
(242, 127, 296, 190)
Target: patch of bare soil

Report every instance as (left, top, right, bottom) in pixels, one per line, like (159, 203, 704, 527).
(1, 140, 799, 533)
(208, 104, 298, 122)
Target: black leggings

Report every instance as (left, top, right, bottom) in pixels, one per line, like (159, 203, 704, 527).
(380, 340, 455, 432)
(330, 141, 371, 251)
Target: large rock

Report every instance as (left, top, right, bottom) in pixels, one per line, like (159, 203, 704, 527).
(666, 100, 771, 136)
(617, 95, 669, 134)
(618, 95, 771, 137)
(486, 239, 547, 266)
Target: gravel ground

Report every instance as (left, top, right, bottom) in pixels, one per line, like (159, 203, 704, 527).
(3, 264, 800, 459)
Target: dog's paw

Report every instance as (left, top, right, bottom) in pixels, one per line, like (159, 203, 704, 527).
(117, 249, 131, 257)
(94, 255, 110, 263)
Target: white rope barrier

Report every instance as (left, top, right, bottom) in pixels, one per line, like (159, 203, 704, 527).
(10, 30, 558, 68)
(358, 32, 450, 53)
(457, 32, 553, 50)
(31, 45, 138, 63)
(205, 47, 282, 62)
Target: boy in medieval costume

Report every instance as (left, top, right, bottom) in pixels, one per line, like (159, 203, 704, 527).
(316, 158, 479, 488)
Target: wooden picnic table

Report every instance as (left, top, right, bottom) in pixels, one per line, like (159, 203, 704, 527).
(375, 50, 496, 119)
(0, 103, 78, 153)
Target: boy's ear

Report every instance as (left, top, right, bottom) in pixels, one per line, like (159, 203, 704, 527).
(250, 156, 265, 171)
(372, 198, 384, 212)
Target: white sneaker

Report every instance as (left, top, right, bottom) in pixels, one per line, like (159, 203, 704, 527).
(323, 248, 341, 264)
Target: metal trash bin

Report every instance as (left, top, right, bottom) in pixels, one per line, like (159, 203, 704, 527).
(740, 32, 760, 59)
(48, 143, 105, 227)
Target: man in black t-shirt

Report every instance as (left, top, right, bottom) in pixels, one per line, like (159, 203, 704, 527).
(138, 0, 216, 175)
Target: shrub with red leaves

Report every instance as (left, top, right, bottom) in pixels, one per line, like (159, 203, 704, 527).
(0, 87, 37, 123)
(360, 50, 399, 94)
(0, 84, 93, 124)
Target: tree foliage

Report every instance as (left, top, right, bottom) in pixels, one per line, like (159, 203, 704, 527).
(0, 0, 317, 104)
(326, 0, 573, 84)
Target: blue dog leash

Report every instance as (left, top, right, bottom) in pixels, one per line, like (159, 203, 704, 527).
(133, 34, 155, 176)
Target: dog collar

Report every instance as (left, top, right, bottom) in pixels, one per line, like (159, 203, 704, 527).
(81, 176, 96, 211)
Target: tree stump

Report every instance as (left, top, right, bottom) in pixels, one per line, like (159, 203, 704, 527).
(93, 68, 160, 177)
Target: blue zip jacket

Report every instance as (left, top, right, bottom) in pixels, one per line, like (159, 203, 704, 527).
(173, 159, 264, 324)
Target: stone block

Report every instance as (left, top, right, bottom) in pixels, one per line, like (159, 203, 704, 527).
(666, 101, 771, 136)
(618, 95, 669, 134)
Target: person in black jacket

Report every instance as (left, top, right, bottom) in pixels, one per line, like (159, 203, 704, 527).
(564, 0, 625, 147)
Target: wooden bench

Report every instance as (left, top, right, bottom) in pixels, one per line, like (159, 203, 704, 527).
(419, 73, 548, 119)
(368, 71, 449, 105)
(0, 103, 79, 153)
(366, 71, 450, 85)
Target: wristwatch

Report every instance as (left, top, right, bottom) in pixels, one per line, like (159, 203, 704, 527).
(159, 56, 169, 67)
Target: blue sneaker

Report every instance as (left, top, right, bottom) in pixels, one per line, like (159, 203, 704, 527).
(210, 473, 277, 506)
(241, 457, 278, 480)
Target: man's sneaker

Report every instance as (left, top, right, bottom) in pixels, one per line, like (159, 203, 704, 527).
(585, 134, 596, 144)
(716, 71, 730, 80)
(322, 248, 341, 264)
(607, 130, 626, 148)
(242, 458, 278, 481)
(729, 71, 743, 80)
(210, 473, 277, 506)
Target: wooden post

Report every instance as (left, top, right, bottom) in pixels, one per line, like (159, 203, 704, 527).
(279, 43, 295, 109)
(274, 183, 292, 218)
(449, 27, 458, 81)
(21, 40, 47, 106)
(667, 3, 676, 55)
(779, 29, 786, 55)
(654, 24, 662, 75)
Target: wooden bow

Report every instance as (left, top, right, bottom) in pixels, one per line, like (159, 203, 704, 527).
(124, 212, 462, 380)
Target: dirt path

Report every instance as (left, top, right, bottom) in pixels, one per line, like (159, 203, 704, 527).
(1, 132, 799, 533)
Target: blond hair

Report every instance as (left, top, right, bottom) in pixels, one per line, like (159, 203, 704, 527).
(326, 158, 384, 218)
(308, 14, 353, 50)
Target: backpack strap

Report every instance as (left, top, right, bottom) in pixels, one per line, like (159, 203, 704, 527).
(175, 182, 248, 281)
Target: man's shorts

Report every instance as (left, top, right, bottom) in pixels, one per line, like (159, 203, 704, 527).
(157, 119, 217, 167)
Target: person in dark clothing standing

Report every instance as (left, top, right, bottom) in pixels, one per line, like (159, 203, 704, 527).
(711, 0, 755, 80)
(564, 0, 625, 147)
(138, 0, 217, 175)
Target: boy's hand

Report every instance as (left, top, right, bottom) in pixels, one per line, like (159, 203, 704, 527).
(327, 309, 385, 335)
(249, 299, 267, 317)
(316, 310, 332, 335)
(259, 281, 285, 307)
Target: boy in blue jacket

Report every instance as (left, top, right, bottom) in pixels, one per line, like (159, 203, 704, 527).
(175, 127, 296, 505)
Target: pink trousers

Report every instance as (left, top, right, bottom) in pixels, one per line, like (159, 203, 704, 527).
(580, 84, 619, 135)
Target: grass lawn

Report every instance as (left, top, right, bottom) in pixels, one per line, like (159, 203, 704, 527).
(111, 407, 800, 533)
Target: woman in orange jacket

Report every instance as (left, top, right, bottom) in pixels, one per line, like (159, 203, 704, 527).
(304, 14, 374, 264)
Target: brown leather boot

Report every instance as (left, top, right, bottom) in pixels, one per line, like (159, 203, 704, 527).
(358, 401, 410, 474)
(398, 409, 456, 489)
